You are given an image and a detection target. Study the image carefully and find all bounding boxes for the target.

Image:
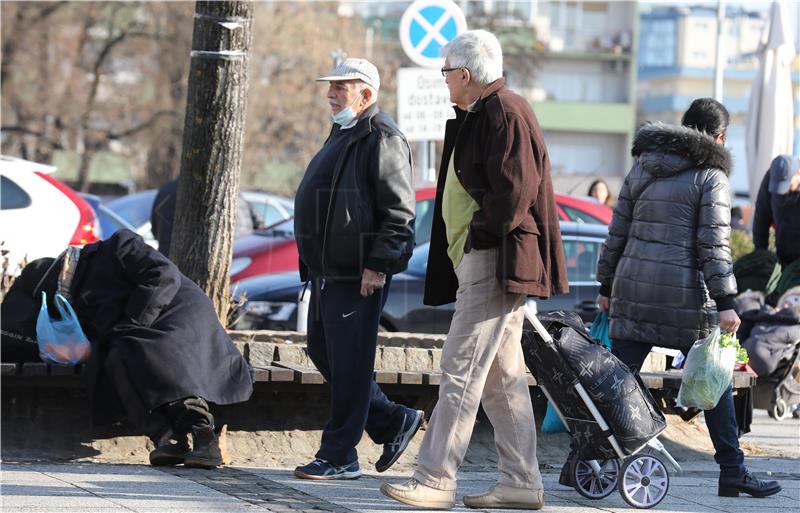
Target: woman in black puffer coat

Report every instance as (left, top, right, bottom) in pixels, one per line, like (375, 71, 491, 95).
(582, 99, 781, 498)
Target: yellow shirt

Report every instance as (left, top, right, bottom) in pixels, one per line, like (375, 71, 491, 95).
(442, 160, 480, 268)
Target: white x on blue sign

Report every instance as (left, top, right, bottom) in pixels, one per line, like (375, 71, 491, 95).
(399, 0, 467, 68)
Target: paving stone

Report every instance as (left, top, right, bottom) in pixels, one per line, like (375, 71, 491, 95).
(405, 348, 433, 371)
(247, 341, 277, 367)
(431, 348, 442, 371)
(380, 347, 406, 371)
(275, 344, 311, 367)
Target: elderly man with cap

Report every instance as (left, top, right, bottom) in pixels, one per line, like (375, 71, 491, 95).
(292, 58, 422, 480)
(753, 155, 800, 268)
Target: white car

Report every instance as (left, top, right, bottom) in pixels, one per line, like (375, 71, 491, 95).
(0, 155, 100, 271)
(239, 191, 294, 227)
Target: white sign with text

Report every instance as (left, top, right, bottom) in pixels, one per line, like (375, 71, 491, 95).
(397, 67, 454, 141)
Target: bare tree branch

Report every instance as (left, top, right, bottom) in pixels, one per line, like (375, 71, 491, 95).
(0, 126, 63, 150)
(106, 110, 179, 140)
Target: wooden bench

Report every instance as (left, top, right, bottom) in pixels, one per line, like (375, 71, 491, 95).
(0, 362, 294, 385)
(2, 361, 755, 390)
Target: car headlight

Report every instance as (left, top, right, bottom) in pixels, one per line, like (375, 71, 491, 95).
(230, 256, 252, 276)
(244, 301, 296, 321)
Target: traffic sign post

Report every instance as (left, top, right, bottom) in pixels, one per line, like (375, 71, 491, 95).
(399, 0, 468, 68)
(397, 0, 466, 184)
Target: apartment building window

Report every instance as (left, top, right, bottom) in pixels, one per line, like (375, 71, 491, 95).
(640, 19, 676, 67)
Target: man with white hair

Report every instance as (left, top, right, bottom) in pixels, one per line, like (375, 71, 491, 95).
(292, 58, 422, 480)
(382, 31, 568, 510)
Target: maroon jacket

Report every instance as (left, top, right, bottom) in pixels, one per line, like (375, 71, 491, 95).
(424, 79, 569, 306)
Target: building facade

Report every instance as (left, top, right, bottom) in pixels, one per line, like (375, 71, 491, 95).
(638, 4, 799, 199)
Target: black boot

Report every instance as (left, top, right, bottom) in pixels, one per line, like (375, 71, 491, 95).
(718, 470, 782, 498)
(149, 431, 190, 466)
(183, 425, 227, 469)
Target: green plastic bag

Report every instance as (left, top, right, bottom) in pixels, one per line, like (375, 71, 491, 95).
(677, 328, 736, 410)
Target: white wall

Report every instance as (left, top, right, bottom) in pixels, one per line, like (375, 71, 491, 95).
(543, 131, 628, 176)
(533, 59, 630, 102)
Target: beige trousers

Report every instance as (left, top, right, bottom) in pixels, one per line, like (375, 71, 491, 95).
(414, 248, 542, 491)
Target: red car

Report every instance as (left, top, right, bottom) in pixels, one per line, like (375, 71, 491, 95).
(230, 187, 611, 282)
(555, 193, 613, 225)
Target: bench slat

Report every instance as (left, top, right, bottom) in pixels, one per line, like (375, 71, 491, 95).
(48, 364, 78, 376)
(1, 363, 19, 376)
(250, 367, 270, 383)
(273, 362, 324, 384)
(263, 365, 294, 382)
(375, 371, 398, 384)
(425, 373, 441, 386)
(20, 363, 48, 376)
(399, 372, 423, 385)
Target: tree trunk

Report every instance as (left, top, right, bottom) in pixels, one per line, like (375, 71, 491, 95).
(171, 1, 253, 322)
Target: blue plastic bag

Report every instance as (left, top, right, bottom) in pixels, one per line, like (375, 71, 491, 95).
(589, 311, 613, 349)
(36, 291, 91, 364)
(541, 401, 567, 433)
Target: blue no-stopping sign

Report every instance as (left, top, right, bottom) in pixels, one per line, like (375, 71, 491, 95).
(400, 0, 467, 68)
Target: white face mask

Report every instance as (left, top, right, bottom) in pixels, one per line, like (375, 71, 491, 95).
(331, 91, 364, 125)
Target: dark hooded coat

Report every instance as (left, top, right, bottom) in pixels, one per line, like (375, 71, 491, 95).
(2, 229, 252, 426)
(597, 123, 737, 349)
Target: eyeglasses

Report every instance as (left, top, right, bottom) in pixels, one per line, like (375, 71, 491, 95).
(440, 66, 465, 77)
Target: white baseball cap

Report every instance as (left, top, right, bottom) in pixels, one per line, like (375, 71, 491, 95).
(317, 58, 380, 91)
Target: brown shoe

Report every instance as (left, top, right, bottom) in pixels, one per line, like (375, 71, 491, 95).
(380, 479, 455, 509)
(463, 483, 544, 510)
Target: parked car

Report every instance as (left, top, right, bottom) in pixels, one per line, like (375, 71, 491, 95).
(0, 156, 100, 269)
(104, 189, 159, 247)
(555, 194, 613, 224)
(230, 188, 610, 282)
(79, 193, 136, 240)
(231, 221, 607, 333)
(105, 189, 296, 253)
(230, 187, 438, 282)
(240, 191, 294, 227)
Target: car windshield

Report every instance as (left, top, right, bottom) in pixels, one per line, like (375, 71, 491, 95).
(105, 190, 156, 228)
(404, 237, 603, 282)
(258, 217, 294, 238)
(561, 205, 605, 225)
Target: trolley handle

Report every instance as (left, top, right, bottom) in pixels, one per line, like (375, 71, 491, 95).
(524, 302, 553, 344)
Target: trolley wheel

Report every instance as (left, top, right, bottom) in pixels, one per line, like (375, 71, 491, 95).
(570, 458, 619, 500)
(618, 454, 670, 509)
(769, 398, 788, 421)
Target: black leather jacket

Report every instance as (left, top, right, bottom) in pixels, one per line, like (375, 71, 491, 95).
(298, 105, 415, 281)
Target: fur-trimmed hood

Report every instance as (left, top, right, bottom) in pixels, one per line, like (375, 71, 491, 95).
(632, 122, 732, 177)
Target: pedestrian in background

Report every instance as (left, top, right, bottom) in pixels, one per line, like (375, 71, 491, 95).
(753, 154, 800, 268)
(580, 98, 781, 498)
(587, 178, 615, 207)
(381, 30, 568, 510)
(292, 58, 423, 480)
(150, 179, 264, 258)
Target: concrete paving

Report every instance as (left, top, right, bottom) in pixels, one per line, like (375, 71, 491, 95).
(1, 458, 798, 513)
(2, 412, 798, 512)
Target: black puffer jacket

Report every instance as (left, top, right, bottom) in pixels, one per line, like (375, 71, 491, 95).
(597, 123, 737, 349)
